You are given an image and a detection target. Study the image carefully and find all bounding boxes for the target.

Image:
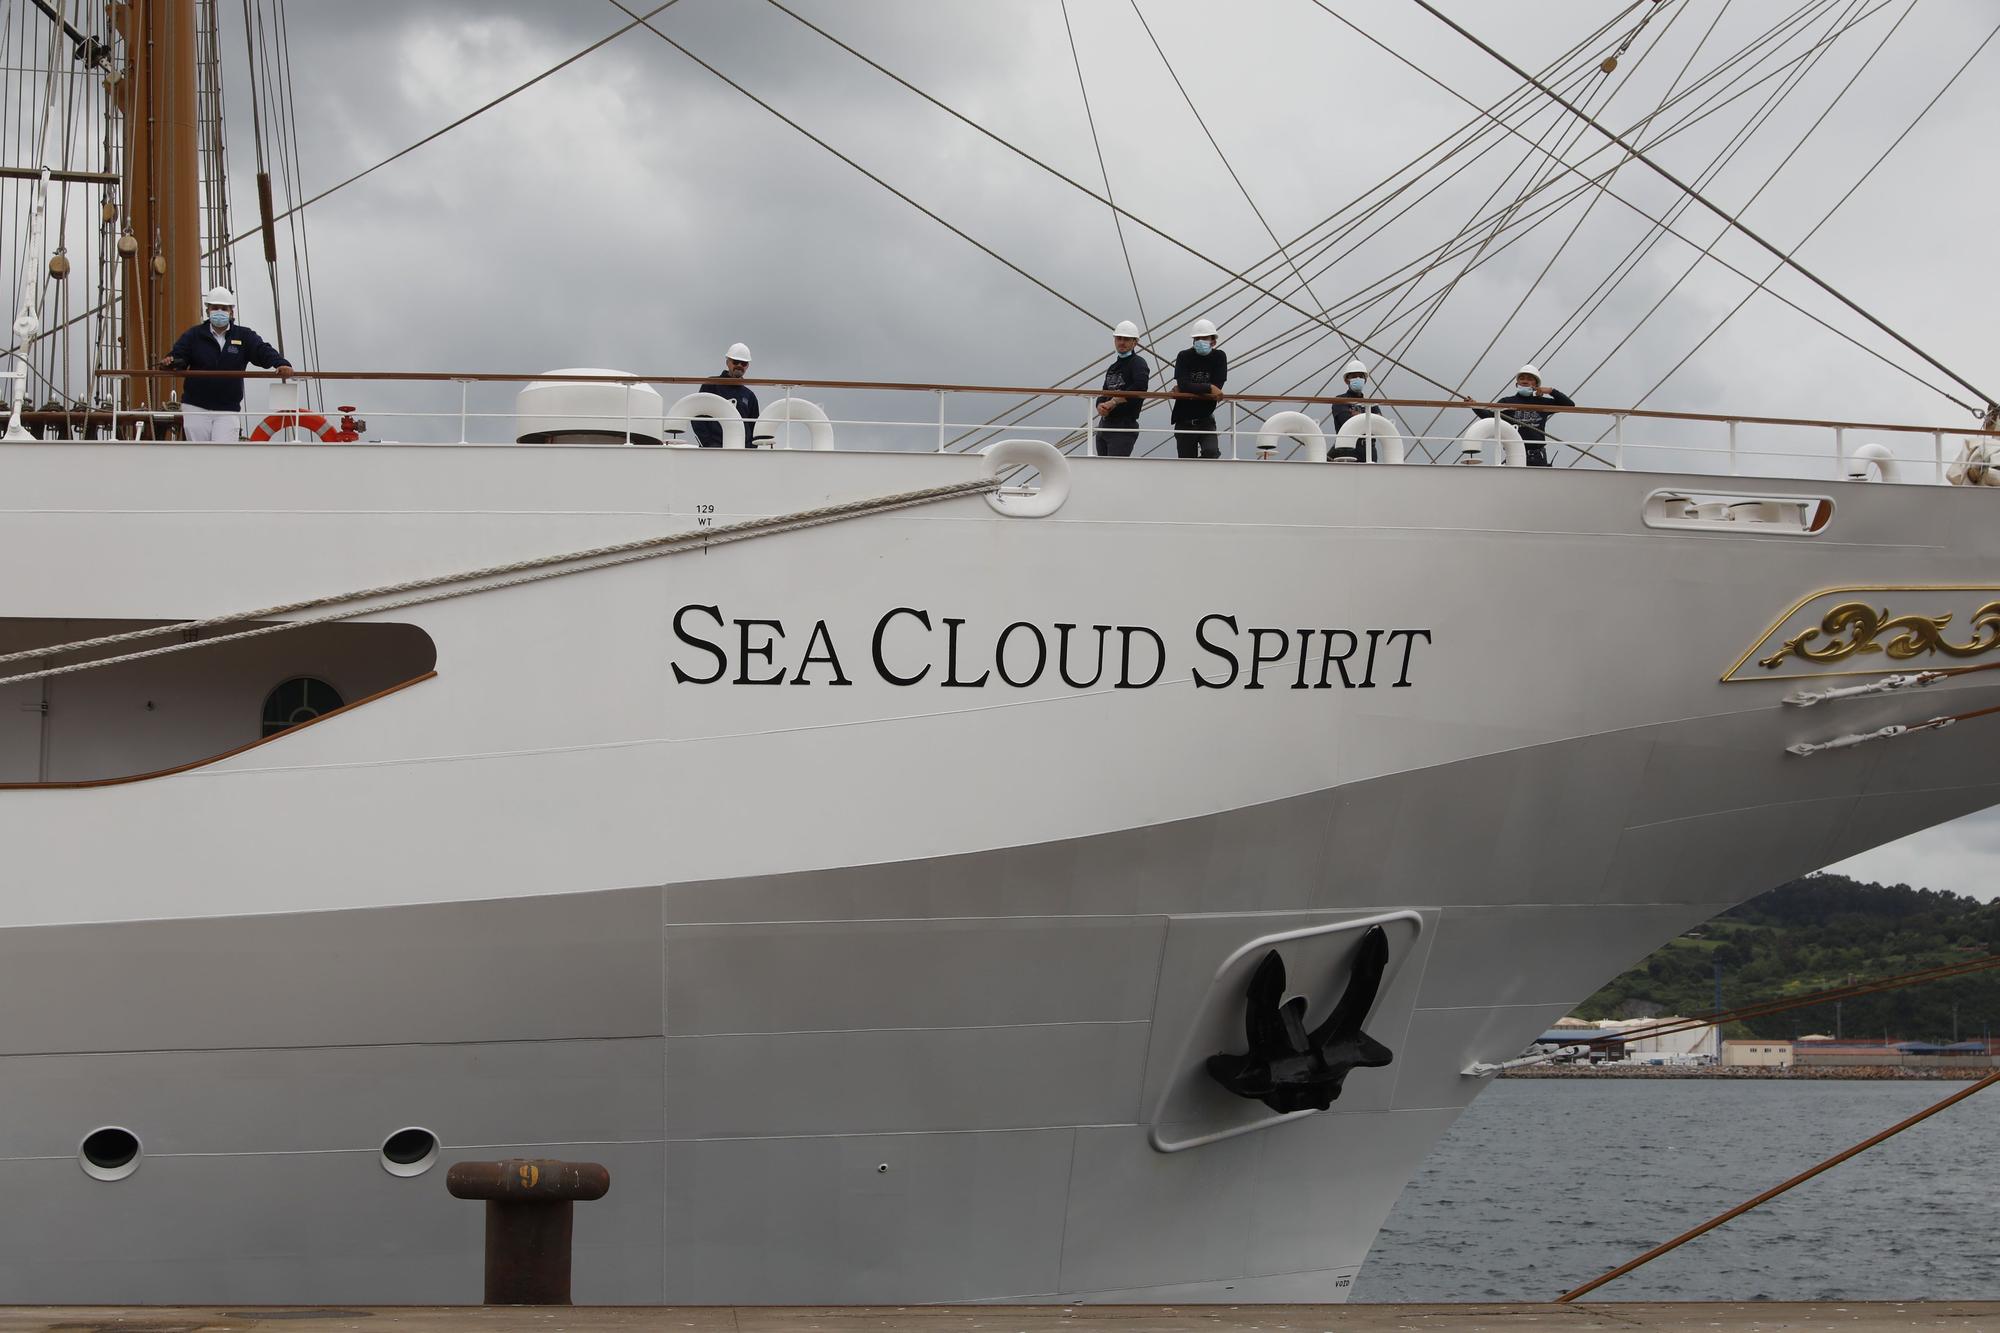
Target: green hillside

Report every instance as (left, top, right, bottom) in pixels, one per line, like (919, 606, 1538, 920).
(1576, 873, 2000, 1042)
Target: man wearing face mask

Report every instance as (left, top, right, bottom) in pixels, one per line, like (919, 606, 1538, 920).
(1328, 358, 1376, 461)
(1093, 320, 1149, 457)
(157, 286, 293, 442)
(1170, 317, 1227, 459)
(694, 342, 760, 448)
(1474, 363, 1573, 467)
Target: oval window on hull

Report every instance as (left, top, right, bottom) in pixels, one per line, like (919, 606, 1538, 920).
(261, 676, 345, 737)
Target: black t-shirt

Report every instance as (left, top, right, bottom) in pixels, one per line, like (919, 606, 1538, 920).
(1171, 347, 1227, 424)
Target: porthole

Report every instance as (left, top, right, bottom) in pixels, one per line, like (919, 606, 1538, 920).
(261, 676, 344, 737)
(379, 1126, 439, 1178)
(78, 1126, 141, 1182)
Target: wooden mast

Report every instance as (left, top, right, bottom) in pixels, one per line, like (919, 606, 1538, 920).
(114, 0, 200, 413)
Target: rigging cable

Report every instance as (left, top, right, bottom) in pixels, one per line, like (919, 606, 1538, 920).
(1585, 7, 2000, 439)
(748, 0, 1467, 398)
(238, 0, 281, 352)
(1557, 1069, 2000, 1302)
(220, 0, 687, 255)
(1408, 0, 1998, 415)
(607, 0, 1113, 330)
(1058, 0, 1148, 338)
(1564, 0, 1910, 409)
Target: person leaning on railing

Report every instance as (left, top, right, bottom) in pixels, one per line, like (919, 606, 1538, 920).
(1327, 358, 1377, 462)
(695, 341, 760, 447)
(1093, 319, 1149, 457)
(155, 285, 293, 442)
(1473, 363, 1573, 467)
(1171, 317, 1227, 459)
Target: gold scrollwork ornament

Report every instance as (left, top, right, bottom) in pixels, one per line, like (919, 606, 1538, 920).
(1759, 600, 2000, 670)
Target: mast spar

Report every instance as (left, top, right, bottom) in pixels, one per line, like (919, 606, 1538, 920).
(113, 0, 201, 413)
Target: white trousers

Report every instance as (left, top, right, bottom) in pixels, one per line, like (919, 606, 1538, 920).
(182, 404, 242, 442)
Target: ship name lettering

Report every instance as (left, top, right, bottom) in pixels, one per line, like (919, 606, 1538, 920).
(1193, 614, 1430, 689)
(669, 605, 1431, 691)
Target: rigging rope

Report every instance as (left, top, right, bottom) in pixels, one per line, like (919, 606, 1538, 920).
(0, 473, 1006, 689)
(1555, 1068, 2000, 1302)
(1059, 0, 1148, 338)
(1408, 0, 1999, 416)
(1586, 6, 2000, 437)
(748, 0, 1465, 398)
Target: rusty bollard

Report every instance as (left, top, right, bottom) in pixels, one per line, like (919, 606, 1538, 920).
(446, 1158, 611, 1305)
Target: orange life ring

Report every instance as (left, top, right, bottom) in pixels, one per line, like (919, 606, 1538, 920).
(248, 410, 334, 442)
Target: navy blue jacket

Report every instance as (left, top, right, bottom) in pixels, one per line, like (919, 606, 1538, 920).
(166, 321, 290, 411)
(1097, 353, 1149, 428)
(1475, 387, 1574, 443)
(693, 376, 759, 447)
(1170, 347, 1227, 424)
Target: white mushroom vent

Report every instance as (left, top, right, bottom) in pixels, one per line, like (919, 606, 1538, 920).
(516, 369, 663, 445)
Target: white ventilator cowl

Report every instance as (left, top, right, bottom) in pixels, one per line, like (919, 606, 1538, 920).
(1343, 359, 1368, 377)
(1190, 318, 1218, 340)
(203, 285, 235, 306)
(1516, 363, 1541, 382)
(726, 342, 752, 362)
(1113, 320, 1140, 338)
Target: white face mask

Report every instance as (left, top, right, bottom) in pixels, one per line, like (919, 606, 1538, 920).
(1516, 381, 1536, 393)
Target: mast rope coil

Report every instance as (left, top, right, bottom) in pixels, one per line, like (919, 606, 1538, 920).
(0, 472, 1009, 688)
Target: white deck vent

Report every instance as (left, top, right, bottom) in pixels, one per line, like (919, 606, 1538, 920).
(515, 369, 663, 445)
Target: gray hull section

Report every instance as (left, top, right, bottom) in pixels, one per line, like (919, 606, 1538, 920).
(4, 694, 1998, 1305)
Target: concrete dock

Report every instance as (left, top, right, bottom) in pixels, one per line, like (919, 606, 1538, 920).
(2, 1306, 1993, 1332)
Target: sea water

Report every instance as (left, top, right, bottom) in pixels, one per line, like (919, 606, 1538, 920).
(1350, 1077, 2000, 1302)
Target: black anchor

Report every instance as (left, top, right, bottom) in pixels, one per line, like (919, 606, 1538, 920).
(1205, 924, 1394, 1114)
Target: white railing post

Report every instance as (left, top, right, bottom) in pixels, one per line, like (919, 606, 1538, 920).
(784, 385, 797, 450)
(1613, 413, 1625, 470)
(1835, 426, 1846, 478)
(935, 390, 946, 452)
(1934, 430, 1945, 486)
(1229, 400, 1238, 460)
(455, 377, 472, 445)
(1728, 419, 1738, 475)
(622, 380, 633, 447)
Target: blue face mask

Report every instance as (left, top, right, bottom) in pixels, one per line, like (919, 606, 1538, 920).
(1117, 348, 1135, 358)
(1516, 382, 1536, 395)
(1346, 377, 1365, 391)
(1193, 339, 1213, 355)
(208, 310, 231, 329)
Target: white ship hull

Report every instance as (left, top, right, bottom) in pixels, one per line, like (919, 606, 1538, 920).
(2, 442, 1995, 1303)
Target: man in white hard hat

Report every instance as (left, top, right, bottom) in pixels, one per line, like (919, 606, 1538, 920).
(1093, 320, 1149, 457)
(1170, 317, 1227, 458)
(1328, 358, 1376, 460)
(1475, 363, 1574, 467)
(694, 342, 759, 447)
(157, 285, 293, 442)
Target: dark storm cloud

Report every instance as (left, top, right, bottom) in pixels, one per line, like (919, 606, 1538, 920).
(221, 0, 1996, 893)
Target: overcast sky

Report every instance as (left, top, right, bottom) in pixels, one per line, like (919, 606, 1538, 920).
(59, 1, 2000, 893)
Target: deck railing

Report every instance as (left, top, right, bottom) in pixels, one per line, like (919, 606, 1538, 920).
(29, 368, 1998, 488)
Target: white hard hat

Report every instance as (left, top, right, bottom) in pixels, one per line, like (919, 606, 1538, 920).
(1113, 320, 1140, 338)
(202, 286, 235, 306)
(1342, 359, 1369, 377)
(1190, 318, 1218, 340)
(726, 342, 752, 362)
(1516, 363, 1542, 382)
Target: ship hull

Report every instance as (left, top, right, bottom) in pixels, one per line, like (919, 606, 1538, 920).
(1, 443, 1996, 1302)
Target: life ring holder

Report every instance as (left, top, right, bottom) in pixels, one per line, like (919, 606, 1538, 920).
(1455, 417, 1527, 466)
(247, 411, 336, 443)
(1336, 411, 1405, 464)
(665, 392, 744, 449)
(981, 439, 1070, 518)
(758, 396, 835, 451)
(1256, 411, 1322, 461)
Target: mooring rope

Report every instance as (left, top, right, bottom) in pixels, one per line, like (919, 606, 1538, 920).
(1556, 1068, 2000, 1302)
(0, 474, 1003, 689)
